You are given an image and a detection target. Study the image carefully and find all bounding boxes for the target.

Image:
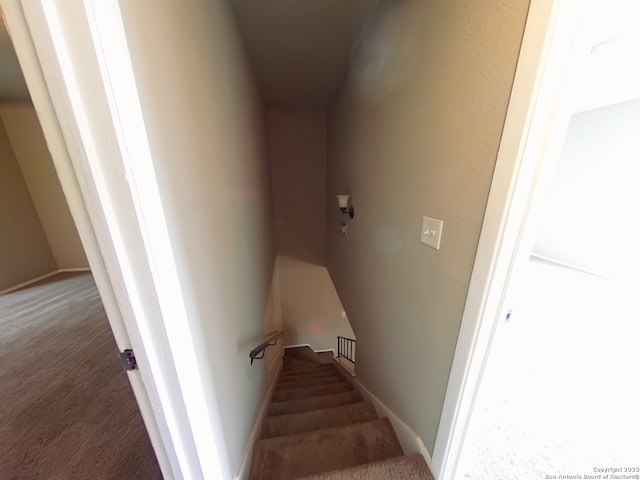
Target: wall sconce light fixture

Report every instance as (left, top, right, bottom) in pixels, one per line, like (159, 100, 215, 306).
(336, 195, 355, 219)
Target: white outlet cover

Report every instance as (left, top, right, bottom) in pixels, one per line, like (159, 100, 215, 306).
(420, 216, 443, 250)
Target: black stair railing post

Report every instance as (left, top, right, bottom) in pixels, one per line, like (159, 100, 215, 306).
(337, 336, 356, 364)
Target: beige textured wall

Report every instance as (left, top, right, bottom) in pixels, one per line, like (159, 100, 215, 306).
(268, 109, 327, 265)
(119, 0, 276, 476)
(277, 255, 355, 351)
(326, 0, 530, 451)
(268, 110, 355, 351)
(0, 120, 56, 290)
(0, 103, 88, 269)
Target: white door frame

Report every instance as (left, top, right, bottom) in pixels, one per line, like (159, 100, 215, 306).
(3, 0, 594, 478)
(431, 0, 589, 478)
(1, 1, 225, 478)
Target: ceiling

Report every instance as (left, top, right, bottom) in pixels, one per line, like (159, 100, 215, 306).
(232, 0, 380, 109)
(0, 0, 380, 108)
(3, 1, 639, 112)
(0, 13, 29, 101)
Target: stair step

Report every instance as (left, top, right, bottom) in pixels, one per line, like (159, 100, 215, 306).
(283, 358, 319, 370)
(294, 454, 434, 480)
(278, 368, 340, 383)
(267, 390, 363, 416)
(276, 374, 346, 391)
(280, 363, 337, 376)
(279, 369, 338, 383)
(283, 346, 324, 364)
(261, 401, 377, 439)
(249, 418, 403, 479)
(272, 381, 353, 403)
(315, 351, 336, 363)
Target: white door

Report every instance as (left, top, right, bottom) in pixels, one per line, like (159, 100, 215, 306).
(1, 1, 223, 478)
(458, 98, 640, 479)
(0, 1, 180, 477)
(433, 0, 640, 478)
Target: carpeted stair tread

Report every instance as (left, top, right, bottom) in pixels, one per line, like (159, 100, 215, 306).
(251, 347, 436, 480)
(278, 366, 340, 382)
(261, 401, 378, 439)
(280, 362, 337, 372)
(283, 358, 321, 370)
(278, 371, 339, 384)
(268, 390, 362, 416)
(284, 346, 323, 361)
(283, 346, 324, 368)
(282, 361, 336, 373)
(294, 454, 434, 480)
(249, 418, 403, 480)
(282, 359, 335, 368)
(276, 374, 346, 391)
(315, 351, 336, 364)
(277, 372, 342, 386)
(282, 363, 338, 377)
(272, 381, 354, 402)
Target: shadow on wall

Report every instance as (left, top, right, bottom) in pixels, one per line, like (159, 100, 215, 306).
(268, 109, 327, 268)
(277, 255, 355, 352)
(239, 260, 283, 366)
(326, 0, 531, 454)
(348, 0, 421, 106)
(0, 103, 89, 271)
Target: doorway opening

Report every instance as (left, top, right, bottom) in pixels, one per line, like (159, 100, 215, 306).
(0, 14, 161, 478)
(455, 3, 640, 475)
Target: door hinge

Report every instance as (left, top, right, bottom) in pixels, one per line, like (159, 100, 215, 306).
(119, 349, 138, 371)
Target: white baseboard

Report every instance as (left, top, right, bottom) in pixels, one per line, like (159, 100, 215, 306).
(334, 357, 356, 377)
(314, 348, 335, 355)
(283, 343, 311, 349)
(284, 345, 336, 357)
(0, 270, 59, 295)
(234, 357, 283, 480)
(0, 268, 93, 295)
(353, 378, 433, 468)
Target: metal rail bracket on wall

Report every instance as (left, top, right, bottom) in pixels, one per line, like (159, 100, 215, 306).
(249, 331, 283, 365)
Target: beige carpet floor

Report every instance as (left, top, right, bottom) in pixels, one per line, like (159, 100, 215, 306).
(0, 272, 161, 479)
(250, 347, 433, 479)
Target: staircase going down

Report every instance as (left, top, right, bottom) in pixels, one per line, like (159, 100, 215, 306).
(249, 346, 434, 479)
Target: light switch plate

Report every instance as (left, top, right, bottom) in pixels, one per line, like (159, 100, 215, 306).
(420, 216, 443, 250)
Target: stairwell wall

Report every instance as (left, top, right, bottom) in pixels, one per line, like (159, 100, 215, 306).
(0, 118, 56, 290)
(326, 0, 530, 452)
(0, 102, 89, 269)
(118, 0, 277, 477)
(267, 109, 355, 351)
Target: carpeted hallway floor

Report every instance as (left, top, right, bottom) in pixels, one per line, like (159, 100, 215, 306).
(0, 272, 161, 479)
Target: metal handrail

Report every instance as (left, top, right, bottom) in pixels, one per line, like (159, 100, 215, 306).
(337, 336, 356, 364)
(249, 331, 283, 365)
